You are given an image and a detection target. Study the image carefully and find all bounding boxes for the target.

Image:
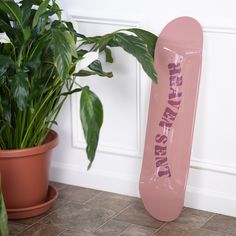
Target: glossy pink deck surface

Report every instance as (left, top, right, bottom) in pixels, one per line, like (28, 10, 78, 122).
(139, 17, 203, 222)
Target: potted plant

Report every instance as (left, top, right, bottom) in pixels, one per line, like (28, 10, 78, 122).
(0, 174, 8, 236)
(0, 0, 157, 220)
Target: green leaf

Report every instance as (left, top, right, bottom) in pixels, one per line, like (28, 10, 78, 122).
(80, 87, 103, 169)
(23, 26, 30, 41)
(0, 175, 8, 236)
(104, 47, 113, 63)
(34, 10, 57, 34)
(20, 0, 34, 26)
(0, 13, 21, 43)
(1, 96, 11, 124)
(126, 28, 158, 58)
(28, 31, 51, 61)
(0, 55, 14, 77)
(74, 70, 97, 77)
(63, 30, 77, 58)
(32, 0, 50, 28)
(64, 21, 86, 40)
(9, 72, 29, 110)
(50, 0, 61, 20)
(0, 1, 23, 31)
(98, 33, 113, 51)
(60, 88, 82, 96)
(112, 32, 157, 82)
(52, 29, 76, 80)
(0, 18, 11, 33)
(89, 60, 113, 78)
(0, 9, 10, 26)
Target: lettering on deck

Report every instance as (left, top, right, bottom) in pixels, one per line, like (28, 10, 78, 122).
(155, 60, 183, 178)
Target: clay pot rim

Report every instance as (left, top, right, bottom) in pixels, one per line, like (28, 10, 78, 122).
(0, 130, 58, 158)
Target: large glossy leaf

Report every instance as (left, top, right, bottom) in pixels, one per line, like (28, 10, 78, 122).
(64, 21, 85, 40)
(0, 9, 10, 26)
(75, 70, 97, 77)
(0, 9, 21, 42)
(0, 55, 14, 77)
(0, 1, 23, 31)
(0, 175, 8, 236)
(61, 87, 82, 96)
(0, 96, 11, 124)
(0, 18, 11, 33)
(50, 0, 61, 20)
(28, 31, 51, 61)
(63, 30, 77, 58)
(32, 0, 50, 28)
(52, 29, 76, 80)
(125, 28, 158, 58)
(89, 60, 113, 78)
(9, 72, 29, 110)
(112, 32, 157, 82)
(20, 0, 34, 26)
(80, 87, 103, 169)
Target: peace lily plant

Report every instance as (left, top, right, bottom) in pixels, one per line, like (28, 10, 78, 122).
(0, 0, 157, 231)
(0, 175, 8, 236)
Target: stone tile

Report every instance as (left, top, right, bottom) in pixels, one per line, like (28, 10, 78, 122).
(182, 208, 214, 218)
(42, 202, 115, 232)
(58, 185, 100, 204)
(7, 222, 28, 236)
(202, 214, 236, 235)
(85, 191, 133, 213)
(17, 222, 63, 236)
(50, 181, 68, 191)
(120, 224, 156, 236)
(155, 223, 228, 236)
(11, 211, 51, 226)
(95, 219, 129, 236)
(60, 231, 96, 236)
(169, 207, 215, 229)
(115, 202, 164, 229)
(50, 197, 71, 212)
(12, 197, 69, 227)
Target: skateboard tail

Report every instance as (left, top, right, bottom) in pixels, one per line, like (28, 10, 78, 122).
(139, 17, 203, 222)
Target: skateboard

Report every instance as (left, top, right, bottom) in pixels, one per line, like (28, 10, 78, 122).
(139, 17, 203, 222)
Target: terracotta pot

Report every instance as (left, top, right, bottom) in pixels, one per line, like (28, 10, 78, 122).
(0, 130, 58, 209)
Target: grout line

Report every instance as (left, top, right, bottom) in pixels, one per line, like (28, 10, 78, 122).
(93, 204, 132, 233)
(200, 213, 216, 228)
(57, 229, 67, 236)
(117, 224, 132, 236)
(15, 207, 63, 236)
(151, 222, 168, 235)
(16, 189, 103, 235)
(82, 191, 103, 205)
(9, 222, 29, 236)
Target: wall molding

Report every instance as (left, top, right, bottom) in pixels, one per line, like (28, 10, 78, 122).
(190, 158, 236, 176)
(68, 11, 140, 28)
(203, 26, 236, 35)
(69, 14, 142, 158)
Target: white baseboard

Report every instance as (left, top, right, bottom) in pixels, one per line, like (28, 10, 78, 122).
(50, 161, 236, 217)
(185, 186, 236, 217)
(50, 161, 140, 196)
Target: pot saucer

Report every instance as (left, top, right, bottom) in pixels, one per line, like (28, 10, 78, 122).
(7, 185, 58, 220)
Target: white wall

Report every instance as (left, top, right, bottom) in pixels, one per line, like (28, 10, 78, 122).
(50, 0, 236, 217)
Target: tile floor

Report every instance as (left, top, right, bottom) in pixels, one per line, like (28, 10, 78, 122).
(5, 182, 236, 236)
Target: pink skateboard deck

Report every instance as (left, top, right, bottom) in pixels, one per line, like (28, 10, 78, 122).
(139, 17, 203, 222)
